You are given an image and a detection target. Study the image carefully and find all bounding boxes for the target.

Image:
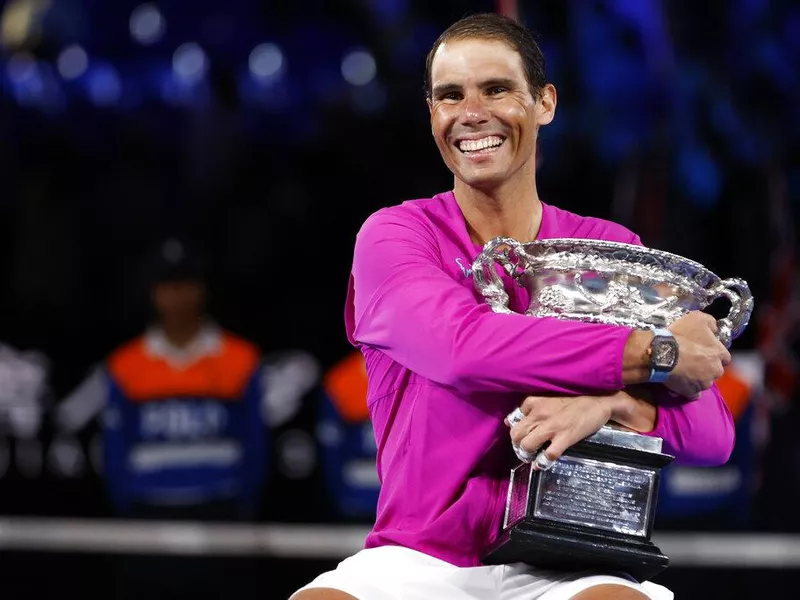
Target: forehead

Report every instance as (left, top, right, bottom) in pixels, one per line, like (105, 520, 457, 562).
(430, 38, 525, 85)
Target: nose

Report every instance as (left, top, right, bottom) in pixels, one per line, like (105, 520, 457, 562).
(458, 92, 490, 126)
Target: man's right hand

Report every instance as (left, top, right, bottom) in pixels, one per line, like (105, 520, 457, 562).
(665, 311, 731, 398)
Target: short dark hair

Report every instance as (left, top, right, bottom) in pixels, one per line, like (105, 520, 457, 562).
(424, 13, 547, 100)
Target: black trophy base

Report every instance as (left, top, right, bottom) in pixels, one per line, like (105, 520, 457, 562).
(482, 430, 674, 583)
(483, 518, 668, 583)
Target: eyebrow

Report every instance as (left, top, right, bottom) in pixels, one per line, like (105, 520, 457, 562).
(431, 77, 519, 98)
(481, 77, 517, 90)
(431, 83, 461, 98)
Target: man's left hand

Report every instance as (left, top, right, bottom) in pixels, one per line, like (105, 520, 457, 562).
(507, 395, 614, 470)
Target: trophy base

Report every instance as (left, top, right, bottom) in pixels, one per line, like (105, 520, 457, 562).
(482, 519, 669, 583)
(481, 427, 674, 583)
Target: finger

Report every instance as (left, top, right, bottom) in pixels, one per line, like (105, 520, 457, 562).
(510, 419, 538, 446)
(519, 425, 552, 455)
(533, 450, 557, 471)
(521, 396, 545, 416)
(667, 381, 700, 400)
(538, 434, 571, 466)
(704, 314, 719, 333)
(514, 445, 535, 463)
(679, 385, 701, 400)
(718, 365, 727, 380)
(721, 349, 732, 366)
(505, 407, 525, 428)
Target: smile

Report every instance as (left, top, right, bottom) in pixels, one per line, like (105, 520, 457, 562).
(457, 135, 506, 154)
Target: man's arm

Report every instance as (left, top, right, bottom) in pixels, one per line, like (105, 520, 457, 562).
(606, 385, 658, 433)
(603, 384, 736, 466)
(348, 211, 643, 396)
(643, 385, 736, 466)
(621, 234, 735, 464)
(511, 385, 734, 467)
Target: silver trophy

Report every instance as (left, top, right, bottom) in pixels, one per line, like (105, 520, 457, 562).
(473, 237, 753, 581)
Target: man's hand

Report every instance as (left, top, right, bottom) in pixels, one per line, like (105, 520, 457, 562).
(507, 390, 658, 469)
(508, 395, 614, 469)
(623, 311, 731, 396)
(666, 312, 731, 398)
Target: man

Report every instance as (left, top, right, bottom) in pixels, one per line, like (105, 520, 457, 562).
(317, 350, 379, 519)
(57, 237, 269, 521)
(55, 238, 319, 598)
(292, 13, 733, 600)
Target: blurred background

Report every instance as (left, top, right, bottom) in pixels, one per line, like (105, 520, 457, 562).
(0, 0, 797, 598)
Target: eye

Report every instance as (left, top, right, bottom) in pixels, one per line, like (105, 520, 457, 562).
(488, 86, 508, 95)
(439, 92, 462, 101)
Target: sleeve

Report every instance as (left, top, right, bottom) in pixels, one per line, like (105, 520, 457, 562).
(626, 232, 736, 466)
(55, 364, 108, 434)
(347, 211, 636, 395)
(259, 350, 321, 428)
(645, 386, 736, 466)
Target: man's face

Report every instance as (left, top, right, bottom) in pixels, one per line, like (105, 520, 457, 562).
(151, 280, 204, 324)
(428, 38, 555, 191)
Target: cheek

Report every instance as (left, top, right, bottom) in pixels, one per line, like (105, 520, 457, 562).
(505, 103, 536, 139)
(430, 108, 454, 146)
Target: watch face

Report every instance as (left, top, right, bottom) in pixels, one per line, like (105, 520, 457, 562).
(653, 339, 678, 369)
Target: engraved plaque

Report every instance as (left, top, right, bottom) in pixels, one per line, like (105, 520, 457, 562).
(532, 456, 656, 537)
(484, 431, 674, 581)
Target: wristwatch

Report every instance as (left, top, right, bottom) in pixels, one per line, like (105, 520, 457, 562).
(647, 328, 679, 384)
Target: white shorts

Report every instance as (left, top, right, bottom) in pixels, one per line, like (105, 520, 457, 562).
(290, 546, 673, 600)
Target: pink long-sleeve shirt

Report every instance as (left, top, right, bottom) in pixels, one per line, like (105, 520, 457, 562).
(345, 191, 735, 567)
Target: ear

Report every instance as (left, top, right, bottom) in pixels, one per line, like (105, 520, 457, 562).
(536, 83, 557, 127)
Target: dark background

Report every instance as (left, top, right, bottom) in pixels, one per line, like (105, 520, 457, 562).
(0, 0, 798, 598)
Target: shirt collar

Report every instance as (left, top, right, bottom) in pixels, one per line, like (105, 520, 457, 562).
(143, 322, 223, 368)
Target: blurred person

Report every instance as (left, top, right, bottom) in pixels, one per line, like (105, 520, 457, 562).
(0, 342, 50, 482)
(317, 350, 379, 520)
(291, 13, 735, 600)
(55, 237, 319, 599)
(656, 351, 765, 529)
(58, 237, 268, 520)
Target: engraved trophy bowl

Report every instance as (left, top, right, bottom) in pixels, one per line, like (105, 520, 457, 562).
(473, 237, 754, 582)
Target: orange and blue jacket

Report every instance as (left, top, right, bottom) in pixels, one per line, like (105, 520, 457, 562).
(103, 332, 266, 516)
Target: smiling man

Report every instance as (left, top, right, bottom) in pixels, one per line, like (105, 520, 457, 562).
(290, 13, 734, 600)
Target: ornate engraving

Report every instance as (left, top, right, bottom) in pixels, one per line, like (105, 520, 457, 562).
(473, 237, 754, 347)
(532, 456, 656, 537)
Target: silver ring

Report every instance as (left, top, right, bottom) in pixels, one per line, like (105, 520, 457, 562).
(513, 445, 534, 463)
(534, 451, 556, 471)
(506, 407, 525, 427)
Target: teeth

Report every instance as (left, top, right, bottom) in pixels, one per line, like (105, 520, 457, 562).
(459, 136, 504, 153)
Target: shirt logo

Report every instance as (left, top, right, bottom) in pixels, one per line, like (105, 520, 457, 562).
(455, 258, 472, 278)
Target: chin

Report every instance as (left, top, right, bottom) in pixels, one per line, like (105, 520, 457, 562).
(456, 170, 506, 192)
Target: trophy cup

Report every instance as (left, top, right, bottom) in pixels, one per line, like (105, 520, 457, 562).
(472, 237, 754, 582)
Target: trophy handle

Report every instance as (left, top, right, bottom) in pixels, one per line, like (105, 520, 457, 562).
(472, 237, 525, 314)
(709, 278, 754, 348)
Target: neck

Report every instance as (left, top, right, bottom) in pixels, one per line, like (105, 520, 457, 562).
(453, 164, 542, 247)
(161, 318, 202, 349)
